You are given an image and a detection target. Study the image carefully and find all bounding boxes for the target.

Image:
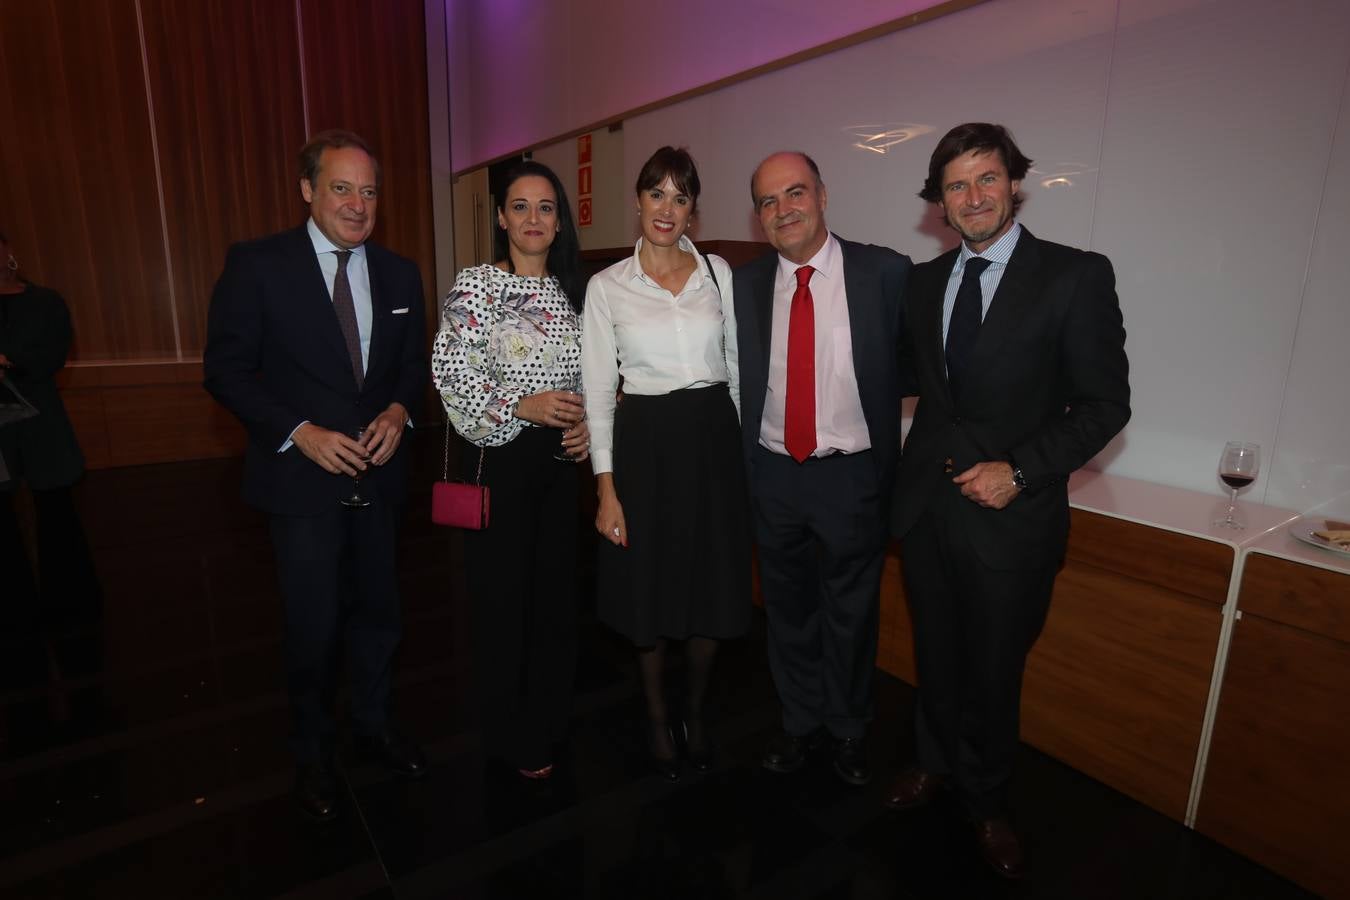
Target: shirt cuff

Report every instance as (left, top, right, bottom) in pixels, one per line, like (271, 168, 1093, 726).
(590, 448, 614, 475)
(279, 420, 309, 453)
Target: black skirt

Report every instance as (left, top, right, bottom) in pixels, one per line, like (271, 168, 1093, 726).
(597, 384, 752, 646)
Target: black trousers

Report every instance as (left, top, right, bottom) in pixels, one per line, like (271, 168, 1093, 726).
(750, 447, 887, 740)
(463, 427, 579, 771)
(269, 500, 402, 763)
(901, 487, 1058, 817)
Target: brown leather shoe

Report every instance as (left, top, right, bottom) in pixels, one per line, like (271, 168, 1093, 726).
(882, 767, 945, 810)
(973, 817, 1025, 880)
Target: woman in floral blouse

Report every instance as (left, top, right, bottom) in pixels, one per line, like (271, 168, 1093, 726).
(431, 160, 587, 779)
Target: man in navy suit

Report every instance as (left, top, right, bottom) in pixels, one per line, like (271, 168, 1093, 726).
(885, 123, 1130, 878)
(204, 130, 427, 821)
(735, 152, 910, 786)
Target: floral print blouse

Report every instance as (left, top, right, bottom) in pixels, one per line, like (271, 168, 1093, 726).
(432, 264, 582, 447)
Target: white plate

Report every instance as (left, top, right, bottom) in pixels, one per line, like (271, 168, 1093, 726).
(1288, 519, 1350, 558)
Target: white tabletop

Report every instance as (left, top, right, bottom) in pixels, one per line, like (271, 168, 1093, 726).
(1067, 469, 1300, 551)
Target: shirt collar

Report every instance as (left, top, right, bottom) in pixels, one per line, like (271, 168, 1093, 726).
(955, 222, 1021, 273)
(307, 218, 367, 259)
(626, 234, 704, 287)
(776, 232, 838, 284)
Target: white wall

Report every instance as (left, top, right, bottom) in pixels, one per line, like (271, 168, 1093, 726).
(615, 0, 1350, 514)
(447, 0, 948, 171)
(532, 126, 630, 251)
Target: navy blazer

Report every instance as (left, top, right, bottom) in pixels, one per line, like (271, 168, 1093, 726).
(890, 228, 1130, 569)
(733, 235, 911, 496)
(204, 226, 426, 515)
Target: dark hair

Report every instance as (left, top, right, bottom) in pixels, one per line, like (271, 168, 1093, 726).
(919, 123, 1032, 212)
(749, 151, 822, 203)
(636, 146, 701, 212)
(298, 129, 382, 188)
(495, 160, 584, 311)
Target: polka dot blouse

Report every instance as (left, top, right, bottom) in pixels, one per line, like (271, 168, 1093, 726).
(431, 264, 582, 447)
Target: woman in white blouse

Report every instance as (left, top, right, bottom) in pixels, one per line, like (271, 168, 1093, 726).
(431, 160, 588, 780)
(581, 146, 751, 781)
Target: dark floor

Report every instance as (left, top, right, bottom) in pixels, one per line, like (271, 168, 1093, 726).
(0, 433, 1316, 899)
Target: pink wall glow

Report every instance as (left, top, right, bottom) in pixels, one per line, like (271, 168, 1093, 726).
(447, 0, 954, 171)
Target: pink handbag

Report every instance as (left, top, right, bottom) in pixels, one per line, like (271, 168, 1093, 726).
(431, 424, 489, 529)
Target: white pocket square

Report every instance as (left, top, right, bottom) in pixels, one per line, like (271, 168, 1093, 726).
(391, 307, 410, 315)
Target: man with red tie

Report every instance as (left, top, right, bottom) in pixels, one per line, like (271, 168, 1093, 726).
(733, 152, 911, 785)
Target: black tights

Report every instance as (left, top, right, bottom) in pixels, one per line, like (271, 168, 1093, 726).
(636, 636, 718, 759)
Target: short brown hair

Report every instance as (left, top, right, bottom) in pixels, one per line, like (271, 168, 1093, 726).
(298, 129, 382, 188)
(920, 123, 1031, 211)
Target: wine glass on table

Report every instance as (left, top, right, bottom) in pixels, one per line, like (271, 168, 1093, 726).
(1214, 441, 1259, 529)
(340, 427, 373, 508)
(553, 370, 584, 462)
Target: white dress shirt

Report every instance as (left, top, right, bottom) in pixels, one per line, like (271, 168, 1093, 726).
(581, 235, 739, 475)
(759, 234, 869, 457)
(280, 219, 375, 451)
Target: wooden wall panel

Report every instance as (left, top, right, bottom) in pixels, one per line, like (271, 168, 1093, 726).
(298, 0, 436, 308)
(0, 0, 175, 360)
(139, 0, 309, 357)
(1198, 606, 1350, 900)
(1235, 552, 1350, 643)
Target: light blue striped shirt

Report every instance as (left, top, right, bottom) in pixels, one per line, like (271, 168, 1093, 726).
(941, 222, 1023, 348)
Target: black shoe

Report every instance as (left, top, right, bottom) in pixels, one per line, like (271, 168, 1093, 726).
(761, 730, 820, 774)
(973, 817, 1026, 880)
(883, 767, 945, 809)
(295, 762, 338, 822)
(649, 724, 680, 783)
(832, 737, 871, 786)
(681, 720, 714, 774)
(354, 729, 427, 779)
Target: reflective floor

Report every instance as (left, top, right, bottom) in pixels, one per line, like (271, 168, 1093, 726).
(0, 434, 1314, 898)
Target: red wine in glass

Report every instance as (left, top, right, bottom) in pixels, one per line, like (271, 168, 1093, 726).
(1214, 441, 1259, 529)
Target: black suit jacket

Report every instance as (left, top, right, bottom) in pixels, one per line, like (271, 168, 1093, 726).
(204, 226, 426, 516)
(891, 228, 1130, 569)
(733, 235, 911, 495)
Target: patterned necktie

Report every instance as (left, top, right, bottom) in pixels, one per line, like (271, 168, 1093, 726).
(784, 265, 816, 463)
(332, 250, 364, 390)
(945, 256, 991, 399)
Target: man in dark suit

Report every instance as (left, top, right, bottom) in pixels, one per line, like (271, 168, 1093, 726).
(735, 152, 910, 786)
(204, 130, 427, 821)
(886, 123, 1130, 878)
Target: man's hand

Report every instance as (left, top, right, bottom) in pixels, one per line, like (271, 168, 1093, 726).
(0, 352, 10, 379)
(362, 403, 409, 465)
(293, 423, 369, 476)
(953, 461, 1021, 509)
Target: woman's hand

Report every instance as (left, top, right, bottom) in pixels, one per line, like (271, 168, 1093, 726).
(595, 477, 627, 547)
(516, 390, 584, 429)
(560, 418, 590, 461)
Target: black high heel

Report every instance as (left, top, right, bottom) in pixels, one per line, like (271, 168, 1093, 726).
(649, 724, 680, 783)
(682, 720, 713, 774)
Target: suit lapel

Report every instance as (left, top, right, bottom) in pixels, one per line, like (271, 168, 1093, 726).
(838, 238, 875, 415)
(364, 246, 384, 386)
(751, 255, 776, 400)
(920, 247, 960, 405)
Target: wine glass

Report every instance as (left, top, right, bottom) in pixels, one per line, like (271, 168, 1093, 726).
(1213, 441, 1259, 529)
(553, 369, 583, 463)
(340, 427, 373, 508)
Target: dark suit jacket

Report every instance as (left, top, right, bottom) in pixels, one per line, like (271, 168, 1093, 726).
(733, 235, 911, 496)
(203, 226, 426, 516)
(0, 284, 85, 490)
(891, 228, 1130, 570)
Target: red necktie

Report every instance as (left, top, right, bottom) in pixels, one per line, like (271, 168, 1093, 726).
(784, 265, 816, 463)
